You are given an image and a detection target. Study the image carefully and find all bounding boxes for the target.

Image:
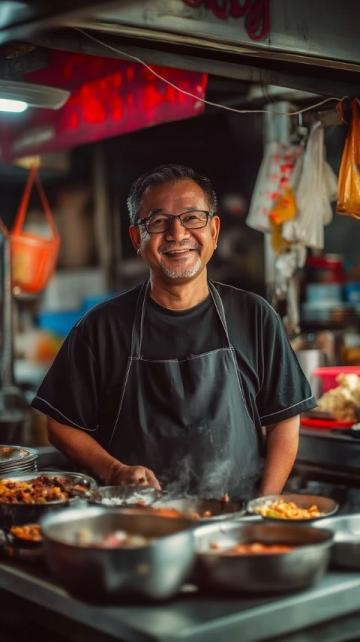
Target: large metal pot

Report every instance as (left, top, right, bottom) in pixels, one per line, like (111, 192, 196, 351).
(0, 470, 97, 528)
(41, 506, 196, 600)
(194, 521, 333, 594)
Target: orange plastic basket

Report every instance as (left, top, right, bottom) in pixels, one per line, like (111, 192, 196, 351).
(10, 167, 60, 294)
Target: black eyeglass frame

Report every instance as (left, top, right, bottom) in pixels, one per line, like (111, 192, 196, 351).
(134, 209, 213, 234)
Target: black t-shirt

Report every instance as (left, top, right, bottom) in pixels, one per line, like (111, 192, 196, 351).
(31, 281, 315, 448)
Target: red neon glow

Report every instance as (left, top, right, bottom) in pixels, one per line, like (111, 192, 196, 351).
(0, 52, 208, 161)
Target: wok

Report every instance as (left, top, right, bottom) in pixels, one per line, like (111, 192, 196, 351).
(314, 514, 360, 569)
(41, 506, 195, 600)
(194, 521, 333, 593)
(151, 496, 245, 521)
(0, 470, 97, 528)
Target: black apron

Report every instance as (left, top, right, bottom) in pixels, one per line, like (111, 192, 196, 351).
(108, 281, 262, 500)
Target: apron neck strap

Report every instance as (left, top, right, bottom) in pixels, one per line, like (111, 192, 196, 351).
(130, 280, 149, 358)
(130, 279, 231, 358)
(208, 281, 231, 343)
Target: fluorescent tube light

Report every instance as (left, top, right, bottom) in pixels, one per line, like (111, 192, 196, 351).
(0, 98, 28, 113)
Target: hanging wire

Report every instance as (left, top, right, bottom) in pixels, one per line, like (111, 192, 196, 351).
(75, 28, 342, 118)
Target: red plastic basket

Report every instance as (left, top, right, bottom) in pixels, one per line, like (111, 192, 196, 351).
(10, 167, 60, 294)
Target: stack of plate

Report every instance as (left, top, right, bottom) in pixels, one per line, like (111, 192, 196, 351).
(0, 445, 38, 476)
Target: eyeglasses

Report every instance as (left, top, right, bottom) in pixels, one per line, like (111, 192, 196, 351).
(134, 210, 212, 234)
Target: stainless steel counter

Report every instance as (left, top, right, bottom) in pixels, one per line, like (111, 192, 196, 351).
(2, 558, 360, 642)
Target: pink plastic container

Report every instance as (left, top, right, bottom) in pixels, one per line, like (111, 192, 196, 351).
(313, 366, 360, 393)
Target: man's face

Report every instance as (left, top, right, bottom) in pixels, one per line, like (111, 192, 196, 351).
(129, 178, 220, 284)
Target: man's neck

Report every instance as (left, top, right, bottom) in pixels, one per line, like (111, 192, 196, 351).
(149, 273, 209, 310)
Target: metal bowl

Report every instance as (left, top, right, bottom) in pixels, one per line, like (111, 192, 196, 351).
(41, 506, 196, 600)
(0, 470, 97, 528)
(151, 497, 245, 521)
(315, 514, 360, 569)
(88, 485, 164, 508)
(194, 521, 333, 594)
(247, 494, 339, 523)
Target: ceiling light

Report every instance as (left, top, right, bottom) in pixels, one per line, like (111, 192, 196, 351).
(0, 98, 28, 112)
(0, 80, 70, 109)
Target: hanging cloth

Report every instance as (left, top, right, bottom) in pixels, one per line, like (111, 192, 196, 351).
(283, 122, 337, 249)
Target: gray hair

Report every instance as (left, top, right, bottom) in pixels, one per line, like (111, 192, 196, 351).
(126, 164, 218, 224)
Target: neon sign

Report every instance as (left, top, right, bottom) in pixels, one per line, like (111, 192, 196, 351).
(183, 0, 270, 41)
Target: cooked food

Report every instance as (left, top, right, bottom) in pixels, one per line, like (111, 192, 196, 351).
(10, 523, 42, 543)
(0, 475, 88, 504)
(149, 507, 185, 518)
(317, 373, 360, 421)
(149, 507, 207, 520)
(256, 499, 321, 520)
(209, 541, 295, 555)
(73, 528, 151, 548)
(220, 493, 230, 503)
(98, 497, 147, 507)
(0, 447, 13, 459)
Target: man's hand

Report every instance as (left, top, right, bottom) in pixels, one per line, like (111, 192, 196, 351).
(108, 461, 161, 490)
(47, 418, 162, 490)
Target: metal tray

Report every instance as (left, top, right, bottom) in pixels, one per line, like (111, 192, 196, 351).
(315, 514, 360, 569)
(0, 471, 97, 528)
(247, 494, 339, 523)
(194, 520, 333, 594)
(0, 446, 38, 475)
(0, 445, 36, 464)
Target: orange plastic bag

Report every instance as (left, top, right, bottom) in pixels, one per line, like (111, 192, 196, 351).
(10, 167, 60, 294)
(337, 99, 360, 219)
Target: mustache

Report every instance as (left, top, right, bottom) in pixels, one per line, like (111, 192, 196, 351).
(159, 240, 200, 253)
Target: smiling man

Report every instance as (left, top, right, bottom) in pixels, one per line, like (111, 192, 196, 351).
(32, 164, 316, 500)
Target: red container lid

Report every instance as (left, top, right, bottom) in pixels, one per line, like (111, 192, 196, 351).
(306, 255, 344, 270)
(301, 417, 354, 429)
(314, 366, 360, 378)
(313, 366, 360, 393)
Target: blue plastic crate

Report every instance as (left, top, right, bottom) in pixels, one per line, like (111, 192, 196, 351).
(37, 310, 84, 337)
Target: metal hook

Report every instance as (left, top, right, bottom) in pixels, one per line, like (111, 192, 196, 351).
(338, 96, 351, 124)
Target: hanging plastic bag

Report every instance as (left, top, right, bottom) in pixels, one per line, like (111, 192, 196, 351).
(9, 166, 60, 294)
(246, 142, 303, 233)
(282, 122, 337, 250)
(269, 151, 305, 253)
(337, 99, 360, 219)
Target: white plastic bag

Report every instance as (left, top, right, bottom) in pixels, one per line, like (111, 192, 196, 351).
(246, 142, 303, 233)
(283, 122, 337, 250)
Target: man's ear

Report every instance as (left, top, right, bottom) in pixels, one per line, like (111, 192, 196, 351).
(129, 224, 141, 253)
(211, 215, 221, 247)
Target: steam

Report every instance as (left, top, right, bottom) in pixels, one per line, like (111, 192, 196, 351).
(160, 451, 261, 501)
